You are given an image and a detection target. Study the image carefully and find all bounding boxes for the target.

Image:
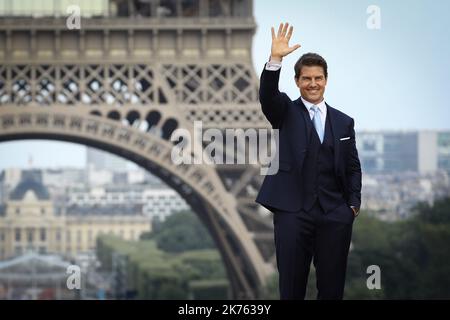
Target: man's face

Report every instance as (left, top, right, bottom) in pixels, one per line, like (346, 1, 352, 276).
(295, 66, 327, 104)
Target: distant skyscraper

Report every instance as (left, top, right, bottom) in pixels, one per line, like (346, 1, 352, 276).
(357, 131, 418, 173)
(418, 131, 438, 173)
(437, 132, 450, 173)
(357, 130, 450, 174)
(86, 147, 128, 172)
(383, 132, 418, 172)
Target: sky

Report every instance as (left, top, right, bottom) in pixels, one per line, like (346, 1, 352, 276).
(1, 0, 450, 169)
(252, 0, 450, 131)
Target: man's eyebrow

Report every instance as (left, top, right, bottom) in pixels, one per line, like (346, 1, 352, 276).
(301, 75, 324, 79)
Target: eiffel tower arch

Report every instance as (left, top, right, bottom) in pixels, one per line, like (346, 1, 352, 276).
(0, 0, 275, 299)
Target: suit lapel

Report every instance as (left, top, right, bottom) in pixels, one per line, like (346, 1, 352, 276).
(326, 104, 341, 175)
(294, 98, 313, 143)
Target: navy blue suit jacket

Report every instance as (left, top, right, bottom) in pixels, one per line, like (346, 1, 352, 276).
(255, 67, 362, 213)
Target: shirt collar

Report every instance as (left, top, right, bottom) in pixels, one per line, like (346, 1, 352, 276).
(301, 97, 327, 114)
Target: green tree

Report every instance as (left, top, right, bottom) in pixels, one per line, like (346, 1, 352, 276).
(344, 197, 450, 299)
(144, 211, 216, 253)
(96, 235, 228, 299)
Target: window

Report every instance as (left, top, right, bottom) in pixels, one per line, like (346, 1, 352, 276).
(15, 228, 21, 241)
(363, 140, 376, 152)
(40, 228, 46, 241)
(27, 229, 34, 243)
(363, 158, 377, 173)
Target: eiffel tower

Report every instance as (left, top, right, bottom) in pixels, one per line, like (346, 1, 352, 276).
(0, 0, 275, 299)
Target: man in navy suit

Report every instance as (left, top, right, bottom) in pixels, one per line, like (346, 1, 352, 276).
(256, 23, 362, 300)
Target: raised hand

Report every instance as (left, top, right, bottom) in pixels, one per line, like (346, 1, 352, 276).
(271, 22, 301, 61)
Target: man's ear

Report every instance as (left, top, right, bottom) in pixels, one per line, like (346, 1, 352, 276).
(294, 76, 300, 88)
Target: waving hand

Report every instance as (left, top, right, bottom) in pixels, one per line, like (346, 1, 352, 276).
(270, 22, 301, 61)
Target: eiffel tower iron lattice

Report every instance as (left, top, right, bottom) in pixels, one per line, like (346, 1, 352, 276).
(0, 0, 277, 299)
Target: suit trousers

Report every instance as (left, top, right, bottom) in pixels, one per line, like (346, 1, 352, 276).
(273, 201, 354, 300)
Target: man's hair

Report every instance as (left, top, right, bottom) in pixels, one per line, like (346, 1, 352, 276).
(294, 53, 328, 79)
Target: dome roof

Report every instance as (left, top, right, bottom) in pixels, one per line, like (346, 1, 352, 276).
(10, 177, 50, 201)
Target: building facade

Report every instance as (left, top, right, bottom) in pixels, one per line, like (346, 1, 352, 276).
(69, 184, 189, 222)
(0, 176, 151, 260)
(357, 130, 450, 174)
(86, 147, 129, 172)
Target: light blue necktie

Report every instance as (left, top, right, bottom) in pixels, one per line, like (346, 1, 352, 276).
(311, 105, 324, 143)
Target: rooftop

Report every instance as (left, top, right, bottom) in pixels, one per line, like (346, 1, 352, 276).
(9, 175, 50, 201)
